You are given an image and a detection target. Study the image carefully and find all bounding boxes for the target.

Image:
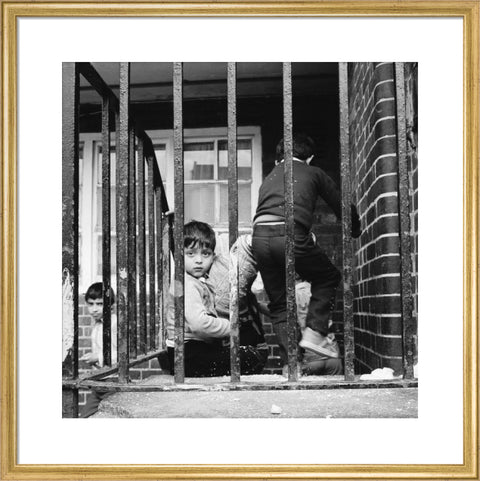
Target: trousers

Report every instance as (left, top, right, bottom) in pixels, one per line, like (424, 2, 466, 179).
(167, 340, 266, 377)
(252, 223, 341, 364)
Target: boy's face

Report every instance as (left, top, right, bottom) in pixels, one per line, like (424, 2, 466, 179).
(184, 244, 214, 278)
(86, 297, 103, 321)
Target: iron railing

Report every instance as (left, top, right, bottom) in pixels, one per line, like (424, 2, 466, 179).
(62, 62, 417, 418)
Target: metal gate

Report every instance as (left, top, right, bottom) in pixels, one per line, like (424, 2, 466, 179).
(62, 62, 416, 418)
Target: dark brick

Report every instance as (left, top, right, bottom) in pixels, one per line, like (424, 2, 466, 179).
(374, 79, 396, 102)
(379, 316, 403, 335)
(375, 154, 398, 177)
(370, 255, 401, 276)
(128, 370, 141, 380)
(376, 235, 400, 256)
(133, 361, 150, 370)
(373, 216, 399, 238)
(78, 338, 91, 348)
(79, 316, 92, 327)
(270, 346, 281, 357)
(140, 369, 162, 379)
(377, 275, 401, 295)
(266, 356, 282, 369)
(367, 136, 397, 165)
(374, 62, 395, 82)
(376, 334, 403, 356)
(264, 334, 278, 345)
(380, 356, 403, 374)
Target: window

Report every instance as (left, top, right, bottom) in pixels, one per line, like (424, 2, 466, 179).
(78, 127, 261, 291)
(183, 139, 253, 226)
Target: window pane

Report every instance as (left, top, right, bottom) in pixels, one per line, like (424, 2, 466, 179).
(184, 142, 215, 180)
(218, 139, 252, 180)
(96, 233, 116, 279)
(185, 184, 215, 224)
(154, 144, 167, 182)
(219, 183, 251, 224)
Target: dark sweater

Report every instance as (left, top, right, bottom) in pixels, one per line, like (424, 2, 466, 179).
(254, 160, 342, 232)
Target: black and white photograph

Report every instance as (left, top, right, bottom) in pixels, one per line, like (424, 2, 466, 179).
(62, 61, 419, 419)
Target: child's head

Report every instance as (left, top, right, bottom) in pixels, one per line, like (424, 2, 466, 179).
(85, 282, 115, 321)
(276, 133, 315, 163)
(184, 220, 216, 278)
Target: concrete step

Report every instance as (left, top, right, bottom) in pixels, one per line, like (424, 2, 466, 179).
(92, 374, 418, 418)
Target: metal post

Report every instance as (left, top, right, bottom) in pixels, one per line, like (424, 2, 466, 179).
(283, 62, 298, 381)
(101, 95, 112, 366)
(116, 62, 130, 383)
(147, 152, 156, 351)
(128, 127, 137, 359)
(395, 63, 415, 379)
(228, 62, 240, 382)
(137, 138, 147, 355)
(339, 62, 355, 381)
(173, 62, 185, 382)
(155, 189, 164, 349)
(62, 62, 79, 417)
(162, 214, 172, 351)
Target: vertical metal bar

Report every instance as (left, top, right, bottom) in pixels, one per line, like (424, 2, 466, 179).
(155, 188, 164, 349)
(128, 128, 137, 359)
(228, 62, 240, 382)
(137, 138, 147, 355)
(101, 95, 112, 366)
(162, 214, 172, 351)
(173, 62, 185, 383)
(148, 154, 156, 351)
(116, 62, 130, 383)
(283, 62, 298, 381)
(62, 62, 79, 417)
(339, 62, 355, 381)
(395, 63, 415, 379)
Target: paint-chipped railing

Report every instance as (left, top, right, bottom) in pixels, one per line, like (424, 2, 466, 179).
(62, 62, 417, 418)
(62, 62, 172, 417)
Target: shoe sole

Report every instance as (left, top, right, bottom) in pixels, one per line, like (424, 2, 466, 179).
(299, 339, 339, 358)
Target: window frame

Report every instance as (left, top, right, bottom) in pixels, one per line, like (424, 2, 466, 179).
(78, 126, 262, 291)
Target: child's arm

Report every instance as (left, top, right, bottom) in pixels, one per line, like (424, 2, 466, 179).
(80, 352, 99, 364)
(185, 281, 230, 339)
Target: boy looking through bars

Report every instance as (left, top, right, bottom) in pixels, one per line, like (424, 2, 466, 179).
(165, 220, 265, 377)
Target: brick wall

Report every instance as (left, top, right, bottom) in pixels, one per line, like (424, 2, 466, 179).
(349, 63, 404, 373)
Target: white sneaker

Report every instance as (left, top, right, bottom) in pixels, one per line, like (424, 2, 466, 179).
(299, 327, 339, 358)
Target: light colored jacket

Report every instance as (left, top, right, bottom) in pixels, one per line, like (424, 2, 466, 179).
(166, 274, 230, 346)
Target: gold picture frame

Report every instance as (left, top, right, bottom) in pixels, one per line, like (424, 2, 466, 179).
(1, 1, 478, 479)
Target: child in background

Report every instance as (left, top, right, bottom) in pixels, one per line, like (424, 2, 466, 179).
(80, 282, 117, 417)
(165, 221, 265, 377)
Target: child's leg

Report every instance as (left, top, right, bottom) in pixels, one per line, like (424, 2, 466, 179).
(295, 234, 341, 335)
(252, 233, 289, 365)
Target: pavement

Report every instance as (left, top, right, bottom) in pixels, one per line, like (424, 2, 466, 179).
(92, 374, 418, 418)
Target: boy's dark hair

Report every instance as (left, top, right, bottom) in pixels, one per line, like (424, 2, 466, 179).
(85, 282, 115, 305)
(276, 133, 316, 161)
(184, 220, 216, 251)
